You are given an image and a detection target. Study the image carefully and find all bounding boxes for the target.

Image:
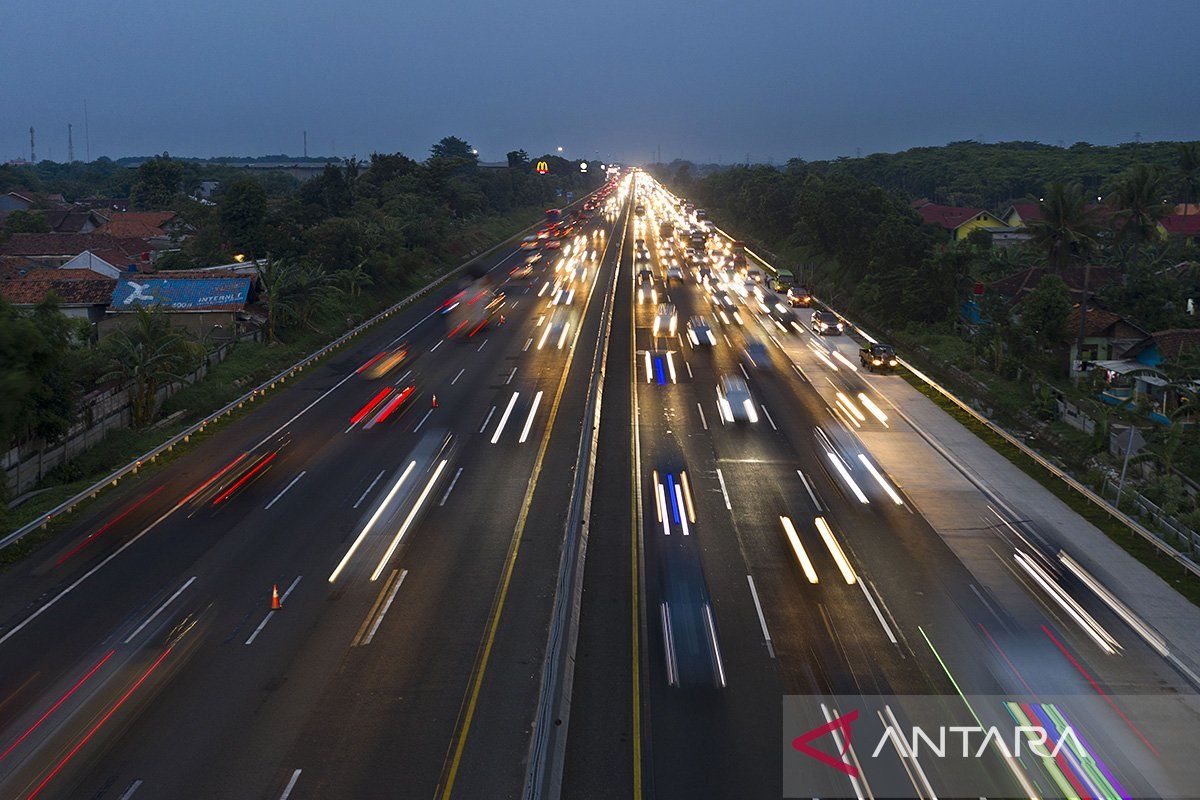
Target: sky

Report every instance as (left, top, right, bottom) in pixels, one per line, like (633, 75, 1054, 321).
(4, 0, 1199, 165)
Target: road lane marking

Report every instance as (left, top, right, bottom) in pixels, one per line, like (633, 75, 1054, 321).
(353, 568, 408, 646)
(430, 339, 444, 353)
(245, 576, 302, 645)
(451, 368, 465, 385)
(477, 338, 488, 352)
(353, 469, 386, 508)
(797, 470, 823, 511)
(760, 404, 777, 430)
(715, 468, 732, 509)
(439, 467, 464, 506)
(478, 405, 496, 434)
(124, 576, 196, 644)
(412, 408, 434, 433)
(265, 471, 306, 510)
(859, 579, 898, 644)
(279, 769, 302, 800)
(746, 575, 775, 658)
(696, 402, 708, 431)
(524, 337, 533, 351)
(490, 392, 520, 443)
(118, 780, 143, 800)
(738, 362, 749, 379)
(781, 516, 819, 584)
(684, 360, 693, 379)
(506, 366, 517, 385)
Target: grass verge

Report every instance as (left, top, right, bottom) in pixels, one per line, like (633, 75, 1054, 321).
(903, 373, 1200, 607)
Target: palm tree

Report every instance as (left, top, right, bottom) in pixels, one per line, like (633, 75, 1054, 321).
(100, 308, 204, 428)
(338, 260, 374, 299)
(257, 257, 302, 343)
(1107, 164, 1172, 246)
(1027, 183, 1098, 273)
(1178, 142, 1200, 220)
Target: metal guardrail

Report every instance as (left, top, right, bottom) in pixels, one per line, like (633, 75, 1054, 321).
(1, 190, 601, 551)
(710, 218, 1200, 580)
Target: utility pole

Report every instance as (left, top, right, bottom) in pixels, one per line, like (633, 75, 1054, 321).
(84, 99, 91, 161)
(29, 126, 35, 162)
(303, 130, 308, 158)
(68, 123, 75, 163)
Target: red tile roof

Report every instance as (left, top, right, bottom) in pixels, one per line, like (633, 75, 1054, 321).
(95, 212, 180, 240)
(1007, 202, 1043, 223)
(1125, 329, 1200, 361)
(0, 233, 149, 258)
(19, 268, 113, 281)
(1064, 306, 1148, 339)
(1161, 213, 1200, 237)
(1, 273, 116, 306)
(917, 203, 996, 230)
(989, 265, 1122, 300)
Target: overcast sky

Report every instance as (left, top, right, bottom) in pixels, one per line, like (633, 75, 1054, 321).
(4, 0, 1198, 165)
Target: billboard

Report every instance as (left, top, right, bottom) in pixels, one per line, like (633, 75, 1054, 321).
(112, 277, 251, 311)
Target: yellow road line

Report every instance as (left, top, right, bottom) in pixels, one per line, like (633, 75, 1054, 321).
(437, 194, 628, 800)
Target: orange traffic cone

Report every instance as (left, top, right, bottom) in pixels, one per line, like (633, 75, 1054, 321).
(271, 583, 282, 610)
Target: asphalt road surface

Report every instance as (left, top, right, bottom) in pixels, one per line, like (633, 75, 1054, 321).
(1, 174, 1197, 800)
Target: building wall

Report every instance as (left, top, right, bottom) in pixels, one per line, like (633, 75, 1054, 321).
(954, 213, 1004, 241)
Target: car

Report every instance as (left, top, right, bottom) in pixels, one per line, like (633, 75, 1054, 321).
(787, 285, 813, 307)
(743, 339, 770, 369)
(524, 251, 543, 265)
(745, 267, 766, 284)
(510, 264, 534, 279)
(665, 265, 685, 283)
(767, 301, 799, 331)
(551, 282, 576, 305)
(519, 236, 539, 250)
(652, 303, 678, 337)
(686, 315, 716, 346)
(717, 375, 758, 423)
(860, 343, 899, 372)
(544, 239, 561, 250)
(637, 275, 658, 305)
(771, 270, 794, 293)
(635, 250, 651, 265)
(811, 311, 845, 335)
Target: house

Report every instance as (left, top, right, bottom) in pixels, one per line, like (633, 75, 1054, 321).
(915, 203, 1008, 242)
(1065, 306, 1149, 368)
(0, 191, 36, 213)
(43, 208, 105, 234)
(102, 274, 254, 340)
(0, 233, 154, 267)
(1003, 200, 1115, 231)
(1095, 329, 1200, 425)
(59, 250, 129, 278)
(95, 211, 185, 240)
(1159, 214, 1200, 244)
(0, 268, 115, 323)
(988, 265, 1123, 304)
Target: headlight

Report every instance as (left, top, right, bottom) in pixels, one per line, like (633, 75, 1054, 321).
(872, 359, 882, 365)
(888, 359, 898, 366)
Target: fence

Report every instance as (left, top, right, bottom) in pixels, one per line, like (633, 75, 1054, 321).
(3, 340, 242, 497)
(1, 186, 601, 549)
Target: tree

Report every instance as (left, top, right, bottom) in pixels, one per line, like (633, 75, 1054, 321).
(131, 157, 184, 209)
(1177, 142, 1200, 219)
(1020, 274, 1071, 345)
(99, 308, 204, 428)
(506, 150, 529, 169)
(430, 136, 477, 162)
(338, 261, 374, 299)
(1027, 183, 1098, 273)
(0, 297, 82, 448)
(257, 258, 302, 343)
(219, 179, 268, 256)
(1107, 164, 1172, 246)
(4, 209, 50, 234)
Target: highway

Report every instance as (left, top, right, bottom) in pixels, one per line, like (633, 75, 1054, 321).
(1, 172, 1198, 800)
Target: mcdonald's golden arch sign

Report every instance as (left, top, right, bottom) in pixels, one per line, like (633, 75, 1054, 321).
(536, 161, 550, 174)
